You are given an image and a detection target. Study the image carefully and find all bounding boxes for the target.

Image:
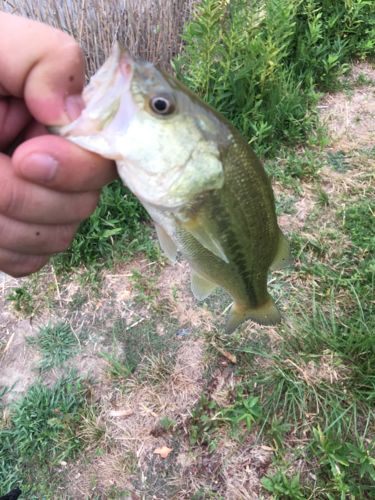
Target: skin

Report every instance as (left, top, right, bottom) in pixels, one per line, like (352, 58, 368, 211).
(0, 12, 117, 277)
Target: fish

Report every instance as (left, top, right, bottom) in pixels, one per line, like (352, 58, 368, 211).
(53, 43, 291, 333)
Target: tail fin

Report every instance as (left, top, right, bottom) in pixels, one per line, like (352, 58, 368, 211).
(225, 296, 281, 334)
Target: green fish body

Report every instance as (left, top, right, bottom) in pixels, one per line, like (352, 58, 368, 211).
(54, 44, 291, 332)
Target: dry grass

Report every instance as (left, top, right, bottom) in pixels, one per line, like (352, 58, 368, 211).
(2, 0, 199, 75)
(156, 260, 216, 331)
(283, 351, 351, 387)
(222, 443, 273, 499)
(319, 62, 375, 151)
(63, 338, 206, 497)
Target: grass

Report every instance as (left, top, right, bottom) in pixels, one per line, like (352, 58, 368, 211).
(27, 322, 79, 372)
(110, 316, 179, 384)
(97, 312, 180, 391)
(327, 150, 352, 173)
(136, 352, 176, 386)
(6, 286, 35, 316)
(246, 294, 373, 428)
(188, 292, 374, 495)
(0, 373, 95, 497)
(342, 200, 375, 252)
(265, 147, 325, 190)
(100, 351, 134, 383)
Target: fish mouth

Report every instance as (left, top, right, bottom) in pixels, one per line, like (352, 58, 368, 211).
(82, 42, 134, 109)
(55, 43, 136, 137)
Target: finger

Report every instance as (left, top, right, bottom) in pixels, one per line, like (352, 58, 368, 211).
(13, 135, 117, 191)
(0, 213, 79, 255)
(0, 97, 32, 150)
(0, 248, 49, 278)
(0, 12, 85, 125)
(0, 154, 99, 224)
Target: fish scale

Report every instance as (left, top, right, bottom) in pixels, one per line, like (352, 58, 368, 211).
(175, 137, 278, 325)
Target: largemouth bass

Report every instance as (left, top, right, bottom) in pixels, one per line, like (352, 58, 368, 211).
(54, 44, 291, 333)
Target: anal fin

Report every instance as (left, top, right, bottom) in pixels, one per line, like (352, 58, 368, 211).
(225, 296, 281, 334)
(191, 270, 217, 300)
(270, 230, 293, 271)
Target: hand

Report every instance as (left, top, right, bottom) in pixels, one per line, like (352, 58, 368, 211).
(0, 12, 117, 277)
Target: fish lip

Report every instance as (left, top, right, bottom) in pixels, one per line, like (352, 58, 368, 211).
(82, 42, 134, 107)
(117, 44, 134, 83)
(54, 43, 136, 137)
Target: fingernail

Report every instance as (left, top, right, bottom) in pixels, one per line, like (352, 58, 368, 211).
(19, 153, 59, 182)
(65, 94, 85, 121)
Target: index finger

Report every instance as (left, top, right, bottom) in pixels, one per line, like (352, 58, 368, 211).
(0, 12, 85, 125)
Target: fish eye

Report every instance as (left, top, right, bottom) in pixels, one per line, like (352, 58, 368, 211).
(150, 95, 175, 115)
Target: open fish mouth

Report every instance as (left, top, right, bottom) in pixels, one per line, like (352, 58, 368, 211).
(54, 43, 136, 140)
(81, 43, 134, 111)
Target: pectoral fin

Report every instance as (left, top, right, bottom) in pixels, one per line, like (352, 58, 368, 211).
(191, 270, 217, 300)
(270, 230, 293, 271)
(180, 218, 229, 264)
(154, 223, 178, 262)
(226, 296, 281, 334)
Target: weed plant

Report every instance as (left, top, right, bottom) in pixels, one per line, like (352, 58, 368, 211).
(175, 0, 375, 155)
(261, 471, 305, 499)
(0, 373, 93, 496)
(6, 286, 35, 316)
(189, 388, 262, 451)
(27, 322, 79, 372)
